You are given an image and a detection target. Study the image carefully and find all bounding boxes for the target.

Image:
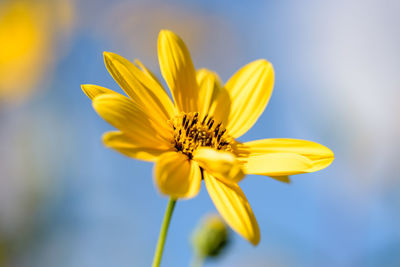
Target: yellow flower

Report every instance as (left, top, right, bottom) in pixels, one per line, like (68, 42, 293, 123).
(82, 30, 334, 245)
(0, 0, 75, 104)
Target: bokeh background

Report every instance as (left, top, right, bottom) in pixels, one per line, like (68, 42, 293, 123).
(1, 0, 399, 266)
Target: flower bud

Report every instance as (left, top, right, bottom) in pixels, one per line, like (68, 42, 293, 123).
(191, 214, 230, 258)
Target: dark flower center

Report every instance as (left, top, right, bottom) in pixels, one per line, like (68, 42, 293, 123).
(170, 112, 232, 159)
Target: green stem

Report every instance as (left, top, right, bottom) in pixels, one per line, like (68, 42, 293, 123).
(152, 197, 177, 267)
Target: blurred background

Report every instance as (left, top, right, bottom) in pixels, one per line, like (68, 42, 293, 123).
(0, 0, 399, 266)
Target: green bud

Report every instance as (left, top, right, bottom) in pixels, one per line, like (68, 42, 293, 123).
(191, 214, 230, 258)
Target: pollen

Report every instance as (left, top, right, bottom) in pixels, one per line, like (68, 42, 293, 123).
(169, 112, 233, 159)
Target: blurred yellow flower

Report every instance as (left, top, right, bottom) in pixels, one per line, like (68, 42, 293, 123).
(0, 0, 74, 105)
(82, 30, 334, 245)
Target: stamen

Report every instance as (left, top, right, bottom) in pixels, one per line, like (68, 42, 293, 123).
(201, 114, 208, 124)
(208, 120, 214, 129)
(169, 112, 232, 159)
(182, 114, 187, 126)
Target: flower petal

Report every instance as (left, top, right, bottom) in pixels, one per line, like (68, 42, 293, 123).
(243, 153, 313, 176)
(193, 147, 244, 184)
(239, 138, 334, 176)
(225, 60, 274, 138)
(81, 84, 118, 100)
(204, 172, 260, 245)
(134, 59, 163, 88)
(158, 30, 198, 112)
(103, 131, 172, 161)
(269, 176, 291, 183)
(154, 152, 201, 199)
(103, 51, 176, 130)
(92, 94, 171, 149)
(243, 138, 334, 159)
(196, 68, 231, 126)
(196, 69, 222, 116)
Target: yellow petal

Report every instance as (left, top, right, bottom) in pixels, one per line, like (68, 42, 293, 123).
(103, 131, 171, 161)
(92, 94, 171, 149)
(81, 84, 118, 100)
(243, 153, 313, 176)
(154, 152, 201, 199)
(196, 69, 231, 126)
(240, 138, 334, 176)
(307, 158, 335, 172)
(103, 51, 176, 131)
(193, 147, 244, 184)
(244, 138, 334, 159)
(196, 69, 222, 116)
(208, 88, 231, 128)
(225, 60, 274, 138)
(157, 30, 198, 112)
(134, 59, 163, 88)
(204, 172, 260, 245)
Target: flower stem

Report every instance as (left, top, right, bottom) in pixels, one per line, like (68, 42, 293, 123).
(152, 197, 177, 267)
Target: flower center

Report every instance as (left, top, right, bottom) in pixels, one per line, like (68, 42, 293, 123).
(170, 112, 232, 159)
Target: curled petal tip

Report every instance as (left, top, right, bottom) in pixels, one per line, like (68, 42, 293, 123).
(250, 234, 260, 246)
